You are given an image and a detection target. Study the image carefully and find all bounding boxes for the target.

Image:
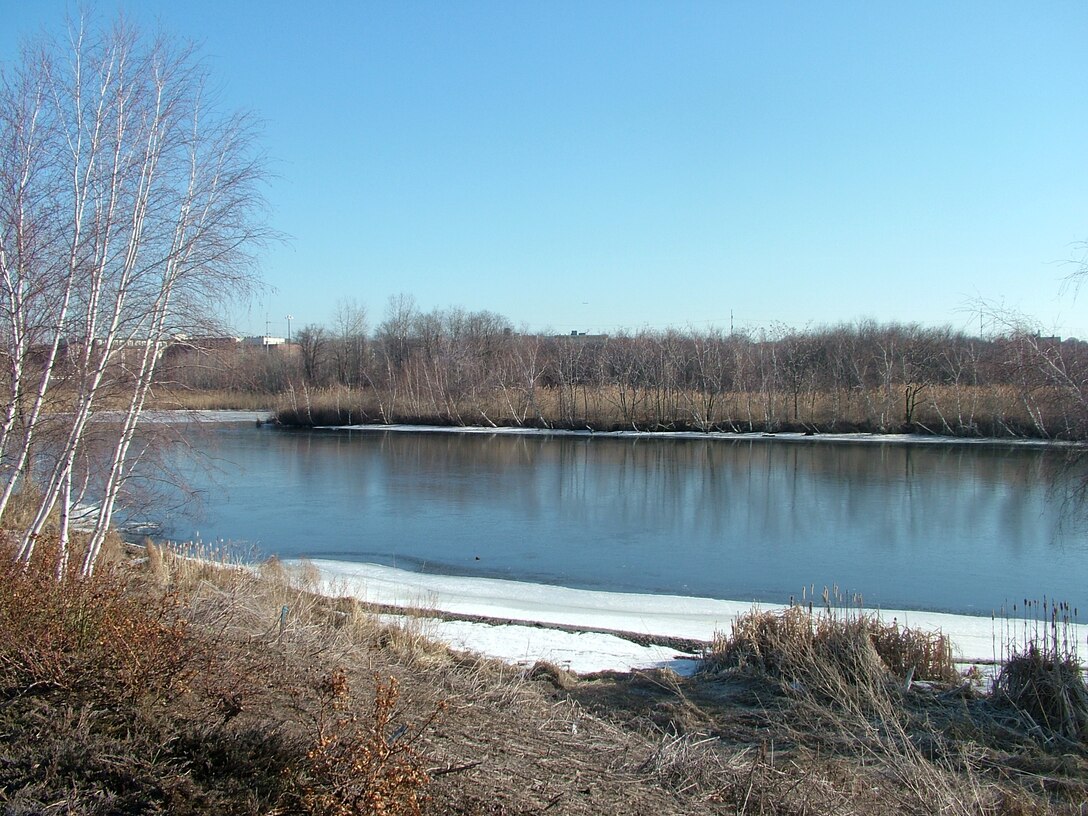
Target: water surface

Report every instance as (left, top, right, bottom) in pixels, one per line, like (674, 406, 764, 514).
(156, 426, 1087, 616)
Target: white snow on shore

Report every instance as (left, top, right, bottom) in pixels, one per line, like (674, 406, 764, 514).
(138, 409, 272, 423)
(306, 560, 1088, 676)
(379, 614, 695, 675)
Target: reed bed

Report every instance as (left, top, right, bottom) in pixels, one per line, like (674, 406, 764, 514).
(993, 599, 1088, 746)
(264, 383, 1073, 439)
(147, 387, 275, 411)
(693, 604, 1088, 813)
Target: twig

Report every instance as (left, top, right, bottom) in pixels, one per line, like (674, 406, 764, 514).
(428, 760, 483, 777)
(541, 792, 564, 811)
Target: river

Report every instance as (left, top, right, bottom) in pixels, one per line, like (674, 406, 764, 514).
(153, 424, 1088, 617)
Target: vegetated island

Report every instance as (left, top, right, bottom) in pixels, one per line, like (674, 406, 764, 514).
(156, 317, 1088, 441)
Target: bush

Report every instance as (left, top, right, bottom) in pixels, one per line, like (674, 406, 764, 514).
(701, 607, 958, 694)
(0, 540, 442, 814)
(295, 670, 441, 816)
(0, 536, 194, 702)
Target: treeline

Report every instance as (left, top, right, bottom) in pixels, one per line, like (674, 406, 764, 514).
(159, 301, 1088, 440)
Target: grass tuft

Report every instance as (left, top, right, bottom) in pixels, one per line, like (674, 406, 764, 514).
(996, 644, 1088, 745)
(700, 606, 958, 694)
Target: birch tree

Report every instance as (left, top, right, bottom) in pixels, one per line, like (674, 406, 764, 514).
(0, 16, 268, 574)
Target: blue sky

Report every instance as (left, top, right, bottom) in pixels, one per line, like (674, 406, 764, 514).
(3, 1, 1087, 338)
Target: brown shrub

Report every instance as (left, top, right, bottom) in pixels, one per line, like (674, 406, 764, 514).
(0, 536, 195, 701)
(294, 671, 442, 816)
(0, 541, 444, 814)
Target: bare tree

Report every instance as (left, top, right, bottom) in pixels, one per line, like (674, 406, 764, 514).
(296, 324, 329, 385)
(0, 15, 269, 574)
(331, 297, 368, 386)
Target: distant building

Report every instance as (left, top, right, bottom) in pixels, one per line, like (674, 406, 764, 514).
(557, 331, 609, 342)
(242, 335, 286, 348)
(161, 335, 240, 363)
(174, 335, 242, 351)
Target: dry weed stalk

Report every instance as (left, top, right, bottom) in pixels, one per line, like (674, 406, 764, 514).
(994, 600, 1088, 745)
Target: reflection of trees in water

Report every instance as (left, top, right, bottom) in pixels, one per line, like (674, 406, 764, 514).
(156, 428, 1085, 610)
(83, 423, 224, 533)
(281, 432, 1078, 563)
(1043, 449, 1088, 539)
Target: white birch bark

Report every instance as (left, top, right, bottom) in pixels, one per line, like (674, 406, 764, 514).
(1, 16, 268, 571)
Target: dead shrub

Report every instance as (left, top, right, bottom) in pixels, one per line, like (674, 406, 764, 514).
(1, 540, 451, 813)
(293, 671, 443, 816)
(0, 536, 195, 701)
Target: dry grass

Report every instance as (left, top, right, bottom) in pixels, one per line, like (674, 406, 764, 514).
(635, 732, 918, 816)
(868, 618, 959, 684)
(688, 605, 1088, 814)
(993, 603, 1088, 748)
(701, 606, 959, 691)
(255, 381, 1075, 438)
(149, 543, 454, 669)
(5, 543, 1087, 814)
(148, 386, 275, 411)
(996, 645, 1088, 745)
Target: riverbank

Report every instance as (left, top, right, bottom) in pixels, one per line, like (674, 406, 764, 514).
(6, 539, 1088, 814)
(302, 559, 1088, 676)
(149, 405, 1087, 447)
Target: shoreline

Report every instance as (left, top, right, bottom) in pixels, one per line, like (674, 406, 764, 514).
(136, 408, 1084, 448)
(303, 558, 1088, 675)
(312, 421, 1085, 449)
(145, 412, 1085, 673)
